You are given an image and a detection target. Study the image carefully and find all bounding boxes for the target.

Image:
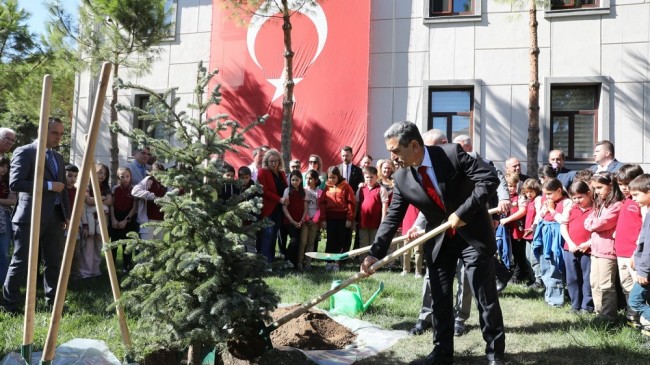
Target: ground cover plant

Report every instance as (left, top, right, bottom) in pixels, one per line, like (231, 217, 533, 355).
(2, 255, 649, 364)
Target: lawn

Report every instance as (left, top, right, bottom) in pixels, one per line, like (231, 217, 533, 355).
(1, 257, 649, 364)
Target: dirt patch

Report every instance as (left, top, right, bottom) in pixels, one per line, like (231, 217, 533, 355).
(269, 305, 357, 350)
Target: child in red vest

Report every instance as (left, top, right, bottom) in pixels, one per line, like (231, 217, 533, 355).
(615, 164, 645, 326)
(500, 173, 533, 284)
(282, 170, 308, 270)
(110, 166, 138, 273)
(561, 180, 594, 313)
(356, 166, 389, 249)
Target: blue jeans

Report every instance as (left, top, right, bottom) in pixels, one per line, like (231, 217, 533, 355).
(628, 282, 650, 323)
(540, 255, 565, 306)
(0, 213, 12, 287)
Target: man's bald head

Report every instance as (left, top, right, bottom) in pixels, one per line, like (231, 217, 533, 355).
(422, 129, 448, 146)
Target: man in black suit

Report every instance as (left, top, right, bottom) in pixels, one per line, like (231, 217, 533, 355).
(1, 118, 70, 314)
(361, 121, 505, 365)
(339, 146, 364, 250)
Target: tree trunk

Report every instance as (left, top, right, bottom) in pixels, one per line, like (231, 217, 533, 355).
(280, 0, 295, 172)
(527, 2, 540, 178)
(110, 61, 120, 185)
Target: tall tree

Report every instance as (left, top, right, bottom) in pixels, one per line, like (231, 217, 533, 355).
(526, 0, 540, 178)
(111, 63, 277, 364)
(221, 0, 318, 171)
(48, 0, 173, 183)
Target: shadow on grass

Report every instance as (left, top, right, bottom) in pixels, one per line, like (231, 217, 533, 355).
(354, 344, 650, 365)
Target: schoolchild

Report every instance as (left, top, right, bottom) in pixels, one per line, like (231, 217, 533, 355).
(585, 171, 625, 321)
(499, 172, 533, 284)
(80, 163, 113, 278)
(356, 166, 389, 248)
(282, 170, 308, 268)
(237, 165, 257, 254)
(532, 178, 572, 307)
(301, 169, 322, 271)
(64, 164, 86, 280)
(614, 164, 645, 325)
(319, 166, 355, 272)
(628, 174, 650, 330)
(522, 178, 543, 289)
(560, 180, 595, 313)
(110, 166, 138, 273)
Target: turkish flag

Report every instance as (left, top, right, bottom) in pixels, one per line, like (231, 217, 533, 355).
(209, 0, 370, 170)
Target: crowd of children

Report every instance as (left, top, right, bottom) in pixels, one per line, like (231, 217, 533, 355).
(496, 164, 650, 333)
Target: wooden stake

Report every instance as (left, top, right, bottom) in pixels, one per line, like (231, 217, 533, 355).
(88, 163, 133, 355)
(40, 62, 112, 365)
(21, 75, 52, 365)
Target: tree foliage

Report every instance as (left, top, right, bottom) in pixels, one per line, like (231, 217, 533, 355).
(110, 62, 278, 356)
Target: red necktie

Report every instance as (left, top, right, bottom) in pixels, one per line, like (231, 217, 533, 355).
(418, 166, 445, 211)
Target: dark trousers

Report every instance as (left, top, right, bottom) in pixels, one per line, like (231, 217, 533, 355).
(563, 250, 593, 311)
(511, 238, 534, 283)
(285, 224, 301, 265)
(3, 216, 65, 309)
(325, 218, 347, 254)
(425, 234, 505, 361)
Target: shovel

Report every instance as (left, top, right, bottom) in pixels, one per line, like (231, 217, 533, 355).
(304, 230, 423, 261)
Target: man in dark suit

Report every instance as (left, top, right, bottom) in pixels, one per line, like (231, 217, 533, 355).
(361, 121, 505, 365)
(339, 146, 364, 250)
(590, 140, 623, 173)
(1, 118, 70, 314)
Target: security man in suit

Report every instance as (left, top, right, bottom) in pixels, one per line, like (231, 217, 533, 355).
(361, 121, 505, 365)
(1, 118, 70, 314)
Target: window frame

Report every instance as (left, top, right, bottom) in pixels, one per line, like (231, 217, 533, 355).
(550, 0, 598, 10)
(130, 90, 175, 157)
(549, 84, 600, 161)
(427, 87, 475, 143)
(429, 0, 475, 17)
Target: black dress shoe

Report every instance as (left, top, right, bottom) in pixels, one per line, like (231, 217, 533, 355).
(408, 319, 432, 336)
(409, 348, 454, 365)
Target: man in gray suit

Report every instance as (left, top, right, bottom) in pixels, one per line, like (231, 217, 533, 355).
(361, 121, 505, 365)
(1, 118, 70, 314)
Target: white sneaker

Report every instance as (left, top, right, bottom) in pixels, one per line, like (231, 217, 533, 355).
(640, 316, 650, 327)
(400, 271, 409, 276)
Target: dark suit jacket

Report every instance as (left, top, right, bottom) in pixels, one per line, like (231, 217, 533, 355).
(590, 159, 623, 173)
(9, 142, 70, 224)
(369, 143, 499, 262)
(339, 163, 364, 193)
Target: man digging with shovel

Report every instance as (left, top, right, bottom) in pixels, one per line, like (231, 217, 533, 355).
(361, 121, 506, 365)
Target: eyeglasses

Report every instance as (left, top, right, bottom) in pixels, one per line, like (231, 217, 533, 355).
(291, 165, 300, 169)
(267, 159, 279, 164)
(309, 160, 318, 164)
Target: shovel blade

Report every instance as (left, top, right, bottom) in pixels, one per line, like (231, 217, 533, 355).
(304, 252, 349, 261)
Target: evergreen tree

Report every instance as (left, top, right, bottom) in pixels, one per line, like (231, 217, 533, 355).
(111, 62, 278, 363)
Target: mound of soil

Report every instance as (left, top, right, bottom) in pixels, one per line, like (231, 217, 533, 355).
(270, 305, 357, 350)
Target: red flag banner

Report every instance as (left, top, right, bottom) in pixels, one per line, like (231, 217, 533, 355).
(209, 0, 371, 169)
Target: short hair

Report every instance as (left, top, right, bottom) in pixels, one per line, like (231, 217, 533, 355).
(238, 166, 252, 176)
(573, 169, 594, 184)
(223, 164, 235, 175)
(361, 154, 373, 162)
(341, 146, 353, 154)
(384, 121, 424, 148)
(290, 159, 301, 166)
(422, 128, 447, 146)
(629, 174, 650, 194)
(452, 134, 471, 145)
(568, 180, 591, 196)
(49, 117, 63, 125)
(152, 162, 166, 172)
(549, 149, 566, 160)
(505, 172, 520, 186)
(595, 140, 615, 157)
(65, 164, 79, 173)
(363, 166, 378, 176)
(616, 164, 644, 185)
(0, 127, 16, 139)
(252, 146, 269, 157)
(522, 178, 542, 196)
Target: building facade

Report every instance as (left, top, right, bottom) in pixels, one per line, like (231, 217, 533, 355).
(71, 0, 650, 172)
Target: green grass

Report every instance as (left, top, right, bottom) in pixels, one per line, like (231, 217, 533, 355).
(2, 257, 649, 364)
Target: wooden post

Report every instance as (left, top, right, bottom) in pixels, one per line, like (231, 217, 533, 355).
(21, 75, 52, 365)
(40, 62, 112, 365)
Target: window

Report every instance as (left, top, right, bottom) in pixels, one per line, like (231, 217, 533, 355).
(132, 94, 169, 154)
(428, 89, 473, 142)
(550, 0, 597, 10)
(429, 0, 474, 16)
(550, 85, 599, 160)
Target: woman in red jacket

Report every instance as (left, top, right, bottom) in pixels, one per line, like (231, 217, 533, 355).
(319, 165, 355, 271)
(256, 149, 288, 269)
